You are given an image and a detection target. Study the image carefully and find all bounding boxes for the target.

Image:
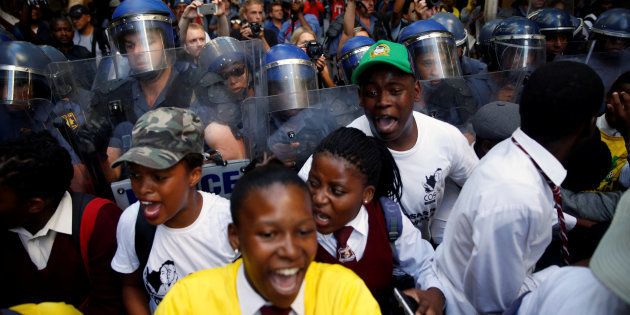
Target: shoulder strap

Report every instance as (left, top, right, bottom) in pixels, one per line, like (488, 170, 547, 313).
(379, 196, 403, 243)
(80, 197, 111, 273)
(134, 207, 157, 271)
(71, 192, 111, 273)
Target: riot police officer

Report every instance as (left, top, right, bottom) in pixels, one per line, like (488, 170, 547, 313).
(589, 8, 630, 54)
(256, 44, 359, 169)
(489, 16, 546, 71)
(476, 18, 503, 71)
(0, 41, 53, 141)
(85, 0, 197, 182)
(193, 36, 255, 160)
(398, 19, 462, 81)
(529, 8, 575, 61)
(430, 12, 488, 76)
(338, 36, 374, 85)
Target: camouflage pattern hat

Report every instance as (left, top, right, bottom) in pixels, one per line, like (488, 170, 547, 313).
(111, 107, 204, 170)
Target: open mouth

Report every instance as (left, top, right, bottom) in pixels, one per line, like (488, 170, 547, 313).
(269, 267, 302, 295)
(313, 209, 331, 228)
(374, 115, 398, 134)
(141, 200, 161, 221)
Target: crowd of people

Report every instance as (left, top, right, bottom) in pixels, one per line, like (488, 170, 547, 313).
(1, 0, 630, 314)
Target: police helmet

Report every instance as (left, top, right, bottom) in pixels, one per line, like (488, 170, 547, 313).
(430, 12, 468, 47)
(591, 8, 630, 39)
(338, 36, 375, 84)
(490, 17, 546, 70)
(107, 0, 176, 79)
(398, 20, 462, 80)
(264, 44, 318, 102)
(0, 41, 52, 108)
(529, 8, 574, 34)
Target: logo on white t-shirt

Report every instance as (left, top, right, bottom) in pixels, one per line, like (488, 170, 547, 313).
(144, 260, 180, 306)
(423, 168, 443, 205)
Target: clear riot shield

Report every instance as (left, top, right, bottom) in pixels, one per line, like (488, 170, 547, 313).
(47, 47, 200, 198)
(416, 69, 528, 130)
(241, 85, 364, 170)
(556, 49, 630, 92)
(189, 39, 266, 162)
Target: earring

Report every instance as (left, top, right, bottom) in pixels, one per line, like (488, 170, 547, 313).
(363, 200, 368, 204)
(234, 248, 240, 255)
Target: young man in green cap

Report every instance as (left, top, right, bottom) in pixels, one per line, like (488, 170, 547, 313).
(349, 40, 478, 245)
(110, 107, 237, 313)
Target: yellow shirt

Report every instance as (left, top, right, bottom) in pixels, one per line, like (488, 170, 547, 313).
(598, 130, 627, 192)
(155, 259, 381, 315)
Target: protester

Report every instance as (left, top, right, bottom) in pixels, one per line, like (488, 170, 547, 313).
(434, 61, 605, 314)
(306, 127, 445, 313)
(155, 163, 380, 314)
(50, 17, 91, 60)
(0, 131, 123, 314)
(110, 107, 236, 312)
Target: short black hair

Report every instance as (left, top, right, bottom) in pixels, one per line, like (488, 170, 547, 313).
(519, 61, 604, 143)
(230, 163, 308, 226)
(313, 127, 403, 204)
(181, 153, 203, 171)
(0, 131, 73, 205)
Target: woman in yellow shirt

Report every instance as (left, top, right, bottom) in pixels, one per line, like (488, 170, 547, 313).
(156, 163, 380, 315)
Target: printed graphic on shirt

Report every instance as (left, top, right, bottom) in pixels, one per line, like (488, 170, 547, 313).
(144, 260, 180, 307)
(423, 168, 443, 204)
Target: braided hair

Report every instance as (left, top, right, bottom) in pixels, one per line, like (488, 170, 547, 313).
(313, 127, 403, 204)
(0, 131, 73, 205)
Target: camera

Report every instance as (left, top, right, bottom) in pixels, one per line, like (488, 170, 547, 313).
(249, 22, 262, 38)
(305, 41, 324, 60)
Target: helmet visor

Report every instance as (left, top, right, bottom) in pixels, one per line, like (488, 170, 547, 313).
(494, 38, 546, 70)
(108, 15, 175, 54)
(406, 33, 462, 80)
(0, 67, 51, 110)
(265, 60, 318, 97)
(111, 46, 177, 80)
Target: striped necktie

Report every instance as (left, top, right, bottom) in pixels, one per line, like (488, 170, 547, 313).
(512, 137, 570, 265)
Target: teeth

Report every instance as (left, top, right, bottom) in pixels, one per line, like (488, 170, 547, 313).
(276, 268, 299, 276)
(141, 201, 154, 205)
(315, 212, 330, 222)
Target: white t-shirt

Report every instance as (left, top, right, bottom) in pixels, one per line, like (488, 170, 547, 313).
(300, 111, 478, 241)
(111, 191, 236, 312)
(73, 30, 102, 58)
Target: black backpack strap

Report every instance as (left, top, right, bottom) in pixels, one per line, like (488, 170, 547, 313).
(134, 207, 157, 272)
(70, 192, 95, 246)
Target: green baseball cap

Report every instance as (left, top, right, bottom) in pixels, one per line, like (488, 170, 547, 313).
(351, 40, 414, 85)
(111, 107, 204, 170)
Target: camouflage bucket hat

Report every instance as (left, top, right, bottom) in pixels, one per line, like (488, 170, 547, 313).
(111, 107, 204, 170)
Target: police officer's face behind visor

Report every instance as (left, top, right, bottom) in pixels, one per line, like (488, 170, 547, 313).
(123, 30, 165, 72)
(220, 63, 248, 94)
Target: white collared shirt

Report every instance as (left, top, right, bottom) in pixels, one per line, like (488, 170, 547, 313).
(236, 263, 305, 315)
(517, 267, 630, 315)
(434, 128, 568, 315)
(9, 191, 73, 270)
(317, 205, 443, 291)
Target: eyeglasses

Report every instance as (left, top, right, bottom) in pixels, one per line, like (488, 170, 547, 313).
(231, 19, 242, 25)
(219, 65, 246, 79)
